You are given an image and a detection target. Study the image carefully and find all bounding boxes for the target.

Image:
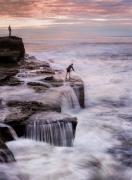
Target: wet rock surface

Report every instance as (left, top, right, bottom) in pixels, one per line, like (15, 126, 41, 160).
(0, 65, 21, 86)
(6, 100, 61, 123)
(27, 81, 50, 93)
(0, 140, 15, 163)
(40, 76, 64, 87)
(27, 111, 77, 124)
(20, 57, 55, 74)
(0, 124, 15, 142)
(0, 76, 22, 86)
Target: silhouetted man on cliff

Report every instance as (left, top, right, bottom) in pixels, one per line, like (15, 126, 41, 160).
(65, 64, 75, 80)
(8, 25, 11, 37)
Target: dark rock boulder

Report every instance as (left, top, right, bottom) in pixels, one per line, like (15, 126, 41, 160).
(0, 36, 25, 64)
(0, 139, 15, 163)
(0, 123, 17, 142)
(0, 76, 22, 86)
(44, 76, 54, 81)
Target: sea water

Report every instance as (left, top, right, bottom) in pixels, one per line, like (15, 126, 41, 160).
(3, 41, 132, 179)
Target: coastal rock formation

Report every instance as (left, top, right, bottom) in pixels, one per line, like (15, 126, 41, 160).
(0, 140, 15, 163)
(0, 36, 85, 147)
(1, 64, 84, 146)
(0, 36, 25, 64)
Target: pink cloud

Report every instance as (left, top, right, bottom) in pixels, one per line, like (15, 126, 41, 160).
(0, 0, 131, 18)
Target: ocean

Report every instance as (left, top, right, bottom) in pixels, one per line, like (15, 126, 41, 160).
(1, 39, 132, 179)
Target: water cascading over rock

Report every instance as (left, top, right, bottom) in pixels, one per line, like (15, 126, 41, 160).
(24, 112, 77, 147)
(60, 85, 80, 112)
(68, 77, 85, 108)
(25, 121, 74, 146)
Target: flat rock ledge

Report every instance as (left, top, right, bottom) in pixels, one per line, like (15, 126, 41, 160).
(5, 100, 61, 123)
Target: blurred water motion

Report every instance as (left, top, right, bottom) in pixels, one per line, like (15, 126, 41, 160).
(2, 41, 132, 179)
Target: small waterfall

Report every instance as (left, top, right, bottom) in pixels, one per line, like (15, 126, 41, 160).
(25, 121, 74, 147)
(0, 123, 18, 140)
(60, 85, 80, 112)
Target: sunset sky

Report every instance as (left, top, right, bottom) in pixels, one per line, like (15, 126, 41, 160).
(0, 0, 132, 39)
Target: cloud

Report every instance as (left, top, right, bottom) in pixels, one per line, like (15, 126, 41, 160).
(0, 0, 131, 18)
